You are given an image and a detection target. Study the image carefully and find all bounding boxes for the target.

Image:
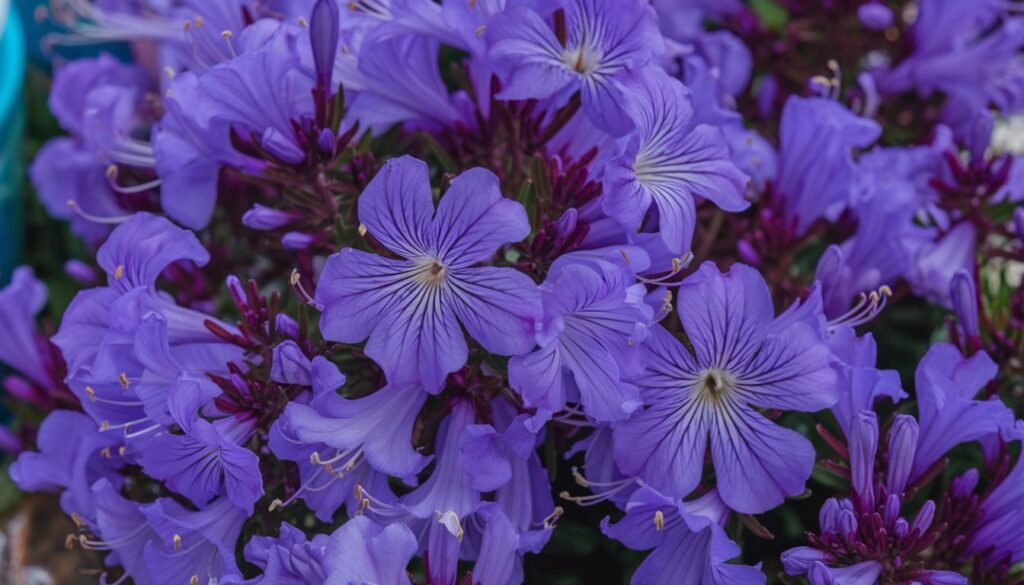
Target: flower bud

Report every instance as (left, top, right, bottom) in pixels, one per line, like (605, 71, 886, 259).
(64, 259, 98, 285)
(318, 128, 336, 157)
(950, 270, 980, 339)
(261, 128, 305, 164)
(849, 410, 879, 510)
(886, 414, 918, 496)
(275, 313, 300, 339)
(282, 231, 317, 251)
(883, 493, 901, 529)
(911, 500, 935, 535)
(951, 468, 979, 498)
(243, 204, 299, 230)
(781, 547, 828, 575)
(858, 2, 893, 30)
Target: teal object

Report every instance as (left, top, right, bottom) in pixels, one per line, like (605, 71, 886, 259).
(14, 0, 130, 68)
(0, 0, 26, 284)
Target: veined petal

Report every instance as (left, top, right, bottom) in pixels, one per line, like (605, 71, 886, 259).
(97, 212, 209, 292)
(710, 401, 816, 513)
(357, 156, 435, 259)
(433, 167, 531, 266)
(323, 516, 416, 585)
(677, 262, 774, 369)
(508, 343, 567, 425)
(280, 384, 428, 478)
(449, 266, 541, 356)
(734, 322, 838, 412)
(315, 249, 416, 344)
(559, 324, 641, 422)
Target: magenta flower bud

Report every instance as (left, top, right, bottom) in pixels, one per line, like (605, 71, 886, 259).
(849, 410, 879, 510)
(261, 128, 305, 164)
(951, 468, 979, 498)
(3, 375, 41, 404)
(1014, 207, 1024, 242)
(318, 128, 336, 157)
(242, 204, 298, 231)
(858, 2, 893, 31)
(275, 313, 300, 339)
(737, 239, 762, 265)
(63, 259, 98, 285)
(911, 500, 935, 534)
(282, 231, 317, 251)
(886, 414, 918, 496)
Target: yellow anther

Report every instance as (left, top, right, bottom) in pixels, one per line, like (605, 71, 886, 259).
(173, 534, 182, 550)
(269, 498, 284, 512)
(358, 223, 368, 237)
(475, 24, 486, 38)
(118, 372, 130, 389)
(114, 265, 125, 281)
(86, 386, 96, 401)
(654, 510, 665, 530)
(106, 164, 118, 179)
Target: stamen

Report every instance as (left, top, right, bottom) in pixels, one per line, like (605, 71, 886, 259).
(118, 372, 130, 389)
(105, 165, 162, 194)
(173, 534, 182, 551)
(290, 270, 324, 310)
(828, 285, 892, 331)
(541, 506, 564, 529)
(559, 476, 636, 507)
(435, 510, 465, 541)
(636, 253, 693, 287)
(67, 200, 131, 225)
(221, 30, 236, 58)
(654, 510, 665, 530)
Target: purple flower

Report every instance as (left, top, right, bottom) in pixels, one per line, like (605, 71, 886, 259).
(602, 485, 765, 585)
(912, 344, 1014, 480)
(827, 325, 905, 437)
(322, 516, 417, 585)
(0, 267, 56, 389)
(487, 0, 665, 135)
(964, 421, 1024, 568)
(613, 262, 837, 513)
(508, 259, 651, 426)
(244, 522, 329, 585)
(91, 479, 160, 584)
(602, 68, 749, 254)
(316, 156, 541, 392)
(10, 410, 123, 526)
(774, 97, 881, 236)
(142, 496, 247, 585)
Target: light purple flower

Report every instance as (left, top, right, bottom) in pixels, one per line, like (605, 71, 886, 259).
(603, 68, 749, 254)
(316, 156, 541, 392)
(613, 262, 837, 513)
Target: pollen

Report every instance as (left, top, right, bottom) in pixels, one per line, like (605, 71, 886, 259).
(698, 368, 736, 402)
(114, 265, 125, 281)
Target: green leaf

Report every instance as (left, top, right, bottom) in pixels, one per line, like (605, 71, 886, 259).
(750, 0, 789, 33)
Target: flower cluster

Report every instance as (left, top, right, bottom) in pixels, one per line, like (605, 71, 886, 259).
(3, 0, 1022, 584)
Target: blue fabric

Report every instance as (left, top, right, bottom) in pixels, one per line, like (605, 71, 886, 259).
(1, 0, 25, 285)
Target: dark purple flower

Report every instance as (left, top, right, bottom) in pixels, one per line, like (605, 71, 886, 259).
(487, 0, 665, 135)
(322, 516, 417, 585)
(244, 522, 329, 585)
